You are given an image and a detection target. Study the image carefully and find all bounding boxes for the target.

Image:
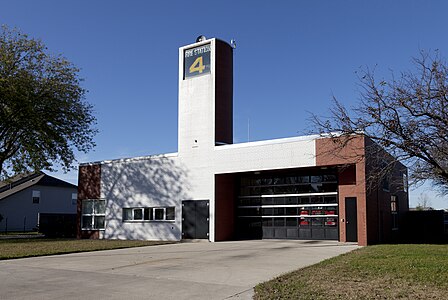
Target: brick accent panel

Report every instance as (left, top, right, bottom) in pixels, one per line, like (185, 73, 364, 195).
(78, 164, 101, 199)
(316, 136, 368, 246)
(215, 39, 233, 145)
(215, 174, 236, 241)
(316, 136, 365, 166)
(77, 164, 101, 239)
(364, 138, 409, 244)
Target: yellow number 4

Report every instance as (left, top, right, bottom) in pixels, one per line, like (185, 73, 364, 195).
(189, 56, 205, 74)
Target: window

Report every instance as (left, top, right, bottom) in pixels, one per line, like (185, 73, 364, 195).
(382, 176, 390, 192)
(134, 209, 143, 220)
(274, 218, 285, 226)
(322, 174, 337, 182)
(298, 176, 310, 183)
(123, 208, 153, 221)
(286, 218, 298, 226)
(122, 206, 175, 222)
(166, 207, 175, 220)
(285, 207, 297, 215)
(71, 193, 77, 205)
(403, 173, 408, 192)
(310, 175, 322, 183)
(391, 195, 398, 230)
(311, 217, 324, 227)
(391, 195, 398, 213)
(32, 190, 40, 204)
(81, 199, 106, 230)
(144, 208, 153, 220)
(154, 208, 164, 220)
(263, 218, 273, 227)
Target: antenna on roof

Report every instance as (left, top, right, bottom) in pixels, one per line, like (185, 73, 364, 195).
(230, 39, 237, 49)
(196, 35, 207, 42)
(247, 118, 250, 142)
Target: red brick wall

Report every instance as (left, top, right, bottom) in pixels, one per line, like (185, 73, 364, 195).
(316, 136, 368, 246)
(215, 174, 236, 241)
(364, 138, 409, 243)
(77, 164, 101, 239)
(316, 135, 409, 245)
(215, 40, 233, 145)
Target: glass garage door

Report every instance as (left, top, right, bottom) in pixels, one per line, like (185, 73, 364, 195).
(237, 173, 339, 240)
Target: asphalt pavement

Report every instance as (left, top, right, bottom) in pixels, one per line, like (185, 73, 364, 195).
(0, 239, 359, 299)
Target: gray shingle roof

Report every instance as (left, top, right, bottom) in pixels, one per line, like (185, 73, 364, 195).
(0, 172, 77, 200)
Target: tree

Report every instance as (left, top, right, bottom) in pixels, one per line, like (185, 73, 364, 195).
(415, 193, 433, 211)
(0, 26, 96, 178)
(312, 51, 448, 194)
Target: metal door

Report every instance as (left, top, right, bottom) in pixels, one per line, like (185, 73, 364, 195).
(182, 200, 209, 239)
(345, 197, 358, 242)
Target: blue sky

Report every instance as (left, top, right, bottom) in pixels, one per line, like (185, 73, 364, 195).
(1, 0, 447, 208)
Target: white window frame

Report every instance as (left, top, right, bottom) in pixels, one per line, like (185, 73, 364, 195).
(32, 190, 40, 204)
(403, 173, 408, 192)
(391, 195, 398, 230)
(81, 199, 106, 230)
(122, 206, 175, 222)
(391, 195, 398, 213)
(71, 193, 78, 205)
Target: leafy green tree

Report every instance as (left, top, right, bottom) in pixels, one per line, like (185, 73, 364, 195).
(0, 26, 96, 178)
(312, 51, 448, 194)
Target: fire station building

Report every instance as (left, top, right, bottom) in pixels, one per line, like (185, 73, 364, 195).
(77, 38, 409, 246)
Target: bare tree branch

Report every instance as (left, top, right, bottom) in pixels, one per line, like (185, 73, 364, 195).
(311, 51, 448, 195)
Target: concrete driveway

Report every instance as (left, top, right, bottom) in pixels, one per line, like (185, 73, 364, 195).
(0, 240, 359, 299)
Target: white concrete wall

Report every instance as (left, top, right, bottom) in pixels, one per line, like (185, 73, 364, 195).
(178, 39, 216, 154)
(100, 154, 190, 241)
(0, 185, 77, 231)
(177, 39, 218, 241)
(214, 136, 316, 174)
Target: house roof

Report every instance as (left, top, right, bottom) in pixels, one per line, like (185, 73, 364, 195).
(0, 172, 77, 200)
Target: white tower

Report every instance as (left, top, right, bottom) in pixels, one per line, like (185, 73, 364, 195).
(178, 37, 233, 157)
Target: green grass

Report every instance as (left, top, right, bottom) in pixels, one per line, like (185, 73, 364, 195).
(254, 244, 448, 300)
(0, 238, 173, 260)
(0, 231, 41, 235)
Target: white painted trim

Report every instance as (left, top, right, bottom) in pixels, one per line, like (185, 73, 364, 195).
(237, 215, 339, 218)
(238, 203, 339, 208)
(239, 192, 338, 199)
(215, 134, 320, 150)
(80, 152, 178, 166)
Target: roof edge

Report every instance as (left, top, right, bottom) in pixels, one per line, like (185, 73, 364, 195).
(79, 152, 179, 166)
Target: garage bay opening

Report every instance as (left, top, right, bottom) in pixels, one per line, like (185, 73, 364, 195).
(236, 169, 339, 240)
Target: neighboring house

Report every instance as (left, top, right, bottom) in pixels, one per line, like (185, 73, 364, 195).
(0, 172, 77, 232)
(77, 37, 409, 246)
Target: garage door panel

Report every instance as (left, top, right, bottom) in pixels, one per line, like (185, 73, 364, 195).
(274, 228, 287, 238)
(263, 227, 274, 238)
(325, 228, 339, 239)
(299, 228, 312, 239)
(286, 228, 298, 238)
(237, 171, 339, 241)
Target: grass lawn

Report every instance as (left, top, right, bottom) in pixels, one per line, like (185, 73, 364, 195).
(0, 238, 173, 260)
(254, 244, 448, 300)
(0, 231, 42, 236)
